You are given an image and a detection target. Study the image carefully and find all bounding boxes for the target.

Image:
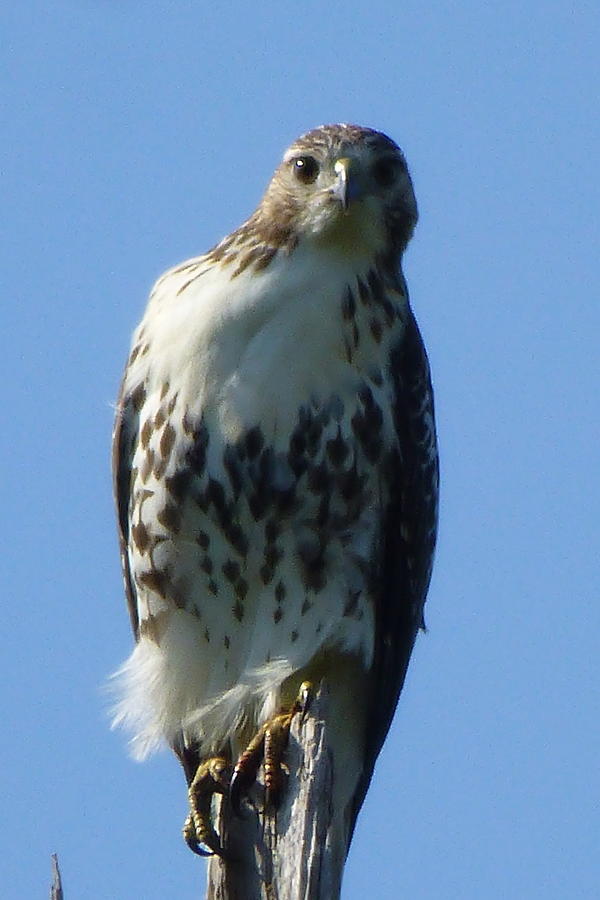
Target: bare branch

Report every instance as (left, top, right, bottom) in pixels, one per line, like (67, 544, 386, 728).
(50, 855, 64, 900)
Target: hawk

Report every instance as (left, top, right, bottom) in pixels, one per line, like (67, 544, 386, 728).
(112, 124, 438, 866)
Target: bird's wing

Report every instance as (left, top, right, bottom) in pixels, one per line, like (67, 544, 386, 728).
(351, 305, 439, 833)
(112, 374, 143, 639)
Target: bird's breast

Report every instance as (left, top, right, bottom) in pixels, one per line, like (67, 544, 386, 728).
(124, 249, 408, 694)
(133, 248, 391, 449)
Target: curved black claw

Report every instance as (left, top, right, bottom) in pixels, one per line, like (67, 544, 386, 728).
(297, 680, 312, 723)
(229, 724, 267, 816)
(185, 836, 215, 858)
(183, 812, 229, 858)
(183, 811, 223, 857)
(229, 767, 254, 817)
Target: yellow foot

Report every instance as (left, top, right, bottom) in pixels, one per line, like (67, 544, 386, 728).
(183, 755, 232, 857)
(230, 681, 312, 813)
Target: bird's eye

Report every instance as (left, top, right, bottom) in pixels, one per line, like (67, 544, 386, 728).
(372, 158, 400, 188)
(292, 156, 320, 184)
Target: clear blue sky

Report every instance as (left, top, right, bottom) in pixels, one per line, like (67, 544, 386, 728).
(3, 2, 599, 897)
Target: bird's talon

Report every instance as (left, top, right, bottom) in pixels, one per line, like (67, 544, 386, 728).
(229, 681, 314, 813)
(229, 770, 250, 817)
(183, 755, 231, 858)
(230, 722, 267, 815)
(297, 680, 313, 724)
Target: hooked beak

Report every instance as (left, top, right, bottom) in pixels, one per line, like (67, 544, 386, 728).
(332, 157, 362, 211)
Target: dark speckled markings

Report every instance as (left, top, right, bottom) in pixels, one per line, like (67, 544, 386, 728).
(369, 319, 383, 344)
(126, 378, 391, 652)
(351, 384, 384, 464)
(166, 469, 193, 503)
(297, 537, 326, 594)
(157, 502, 182, 533)
(225, 522, 249, 558)
(131, 384, 146, 412)
(196, 530, 210, 550)
(140, 448, 154, 483)
(131, 521, 150, 554)
(233, 599, 245, 622)
(243, 426, 264, 459)
(200, 556, 213, 575)
(140, 420, 152, 448)
(160, 422, 176, 460)
(235, 578, 248, 601)
(326, 428, 349, 467)
(341, 269, 402, 362)
(187, 419, 209, 476)
(222, 560, 241, 583)
(341, 286, 356, 321)
(138, 568, 169, 600)
(356, 276, 371, 307)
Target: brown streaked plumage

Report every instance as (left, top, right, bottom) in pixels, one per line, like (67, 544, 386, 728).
(111, 124, 438, 876)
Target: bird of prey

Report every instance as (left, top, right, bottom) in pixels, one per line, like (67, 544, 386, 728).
(112, 123, 438, 866)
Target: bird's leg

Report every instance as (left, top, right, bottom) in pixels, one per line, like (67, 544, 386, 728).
(183, 755, 232, 857)
(230, 681, 312, 813)
(263, 711, 292, 808)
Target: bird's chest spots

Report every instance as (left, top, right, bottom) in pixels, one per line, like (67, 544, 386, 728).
(129, 378, 396, 639)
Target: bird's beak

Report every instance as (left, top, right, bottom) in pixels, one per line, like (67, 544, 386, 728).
(332, 157, 362, 211)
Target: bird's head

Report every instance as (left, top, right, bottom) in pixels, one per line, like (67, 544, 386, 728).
(253, 124, 418, 265)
